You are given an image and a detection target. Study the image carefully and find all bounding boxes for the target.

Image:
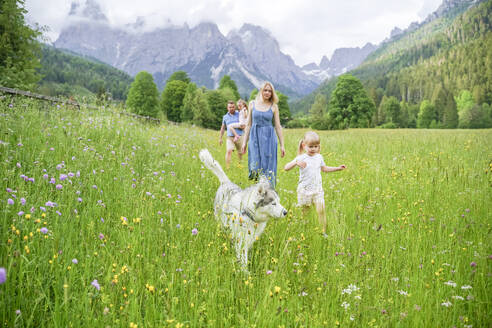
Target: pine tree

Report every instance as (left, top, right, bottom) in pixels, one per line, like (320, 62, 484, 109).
(328, 74, 375, 129)
(160, 80, 188, 122)
(219, 75, 240, 100)
(192, 88, 215, 129)
(277, 91, 292, 125)
(181, 82, 198, 122)
(125, 71, 159, 117)
(442, 92, 458, 128)
(166, 71, 190, 84)
(417, 100, 436, 128)
(0, 0, 42, 89)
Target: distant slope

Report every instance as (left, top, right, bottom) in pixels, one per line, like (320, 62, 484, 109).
(291, 0, 491, 115)
(37, 45, 133, 100)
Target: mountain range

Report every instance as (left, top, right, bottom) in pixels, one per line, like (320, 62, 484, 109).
(53, 0, 377, 98)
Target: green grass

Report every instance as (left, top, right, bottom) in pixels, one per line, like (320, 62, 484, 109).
(1, 96, 491, 327)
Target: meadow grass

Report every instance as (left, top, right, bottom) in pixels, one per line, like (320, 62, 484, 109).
(0, 96, 491, 327)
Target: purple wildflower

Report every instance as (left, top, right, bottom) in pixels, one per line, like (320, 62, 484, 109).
(192, 228, 198, 235)
(40, 227, 48, 234)
(91, 279, 100, 291)
(43, 174, 49, 179)
(17, 211, 24, 216)
(72, 259, 78, 264)
(50, 178, 56, 184)
(266, 270, 273, 275)
(0, 267, 6, 284)
(15, 309, 21, 315)
(77, 197, 82, 202)
(60, 174, 68, 181)
(176, 224, 181, 229)
(99, 233, 104, 240)
(56, 184, 63, 190)
(20, 198, 25, 205)
(7, 198, 14, 205)
(470, 262, 477, 267)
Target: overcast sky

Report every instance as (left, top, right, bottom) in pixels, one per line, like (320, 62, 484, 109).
(25, 0, 443, 66)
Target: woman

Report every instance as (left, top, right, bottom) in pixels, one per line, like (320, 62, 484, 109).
(241, 82, 285, 188)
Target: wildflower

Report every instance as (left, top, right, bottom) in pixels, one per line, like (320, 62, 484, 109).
(20, 198, 26, 205)
(444, 280, 457, 287)
(0, 267, 6, 284)
(266, 270, 272, 275)
(15, 309, 21, 315)
(398, 290, 409, 296)
(99, 233, 104, 240)
(441, 301, 452, 307)
(470, 262, 477, 267)
(452, 295, 464, 300)
(381, 309, 387, 314)
(341, 301, 350, 310)
(192, 228, 198, 235)
(176, 224, 181, 229)
(91, 279, 100, 291)
(461, 285, 472, 290)
(17, 211, 24, 216)
(40, 227, 48, 234)
(56, 184, 63, 190)
(72, 259, 78, 264)
(7, 198, 14, 205)
(274, 286, 281, 294)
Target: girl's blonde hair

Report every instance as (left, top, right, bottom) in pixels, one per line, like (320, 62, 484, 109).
(256, 81, 279, 104)
(237, 99, 248, 110)
(298, 131, 320, 155)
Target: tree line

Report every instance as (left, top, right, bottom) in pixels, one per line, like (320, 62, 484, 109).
(126, 71, 292, 130)
(290, 0, 492, 129)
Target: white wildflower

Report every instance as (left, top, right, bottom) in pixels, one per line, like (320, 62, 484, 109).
(354, 295, 362, 300)
(444, 280, 457, 287)
(391, 277, 399, 282)
(441, 301, 452, 307)
(398, 290, 409, 296)
(452, 295, 464, 300)
(461, 285, 472, 290)
(341, 301, 350, 310)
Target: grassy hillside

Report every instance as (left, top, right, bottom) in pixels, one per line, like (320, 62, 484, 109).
(1, 95, 491, 327)
(37, 45, 134, 102)
(291, 0, 492, 115)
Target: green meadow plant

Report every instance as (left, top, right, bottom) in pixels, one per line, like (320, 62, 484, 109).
(0, 95, 491, 327)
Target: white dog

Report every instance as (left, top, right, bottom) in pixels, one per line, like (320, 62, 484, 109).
(199, 149, 287, 268)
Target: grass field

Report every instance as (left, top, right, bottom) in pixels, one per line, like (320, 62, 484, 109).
(1, 96, 491, 327)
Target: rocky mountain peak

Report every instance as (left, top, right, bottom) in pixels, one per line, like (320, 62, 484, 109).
(68, 0, 107, 22)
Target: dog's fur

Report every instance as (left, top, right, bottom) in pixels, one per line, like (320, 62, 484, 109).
(199, 149, 287, 268)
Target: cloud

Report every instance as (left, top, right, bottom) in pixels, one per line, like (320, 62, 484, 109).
(24, 0, 442, 66)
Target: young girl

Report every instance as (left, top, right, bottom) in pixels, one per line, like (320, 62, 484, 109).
(284, 131, 346, 235)
(228, 99, 248, 142)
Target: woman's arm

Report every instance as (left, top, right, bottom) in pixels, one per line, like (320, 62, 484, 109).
(273, 104, 285, 157)
(241, 102, 254, 154)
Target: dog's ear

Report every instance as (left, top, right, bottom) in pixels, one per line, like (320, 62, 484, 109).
(257, 181, 269, 196)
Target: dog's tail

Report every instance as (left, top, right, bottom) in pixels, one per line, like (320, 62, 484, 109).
(199, 149, 231, 185)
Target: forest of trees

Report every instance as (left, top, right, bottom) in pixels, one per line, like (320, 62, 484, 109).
(126, 71, 292, 130)
(290, 0, 492, 129)
(37, 45, 134, 102)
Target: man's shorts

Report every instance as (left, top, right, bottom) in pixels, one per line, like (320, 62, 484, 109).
(226, 135, 243, 152)
(297, 188, 325, 207)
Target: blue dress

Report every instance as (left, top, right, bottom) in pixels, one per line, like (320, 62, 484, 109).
(248, 102, 277, 188)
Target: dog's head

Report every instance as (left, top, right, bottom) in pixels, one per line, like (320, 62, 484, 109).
(250, 176, 288, 222)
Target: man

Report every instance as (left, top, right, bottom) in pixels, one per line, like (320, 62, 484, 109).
(219, 101, 243, 168)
